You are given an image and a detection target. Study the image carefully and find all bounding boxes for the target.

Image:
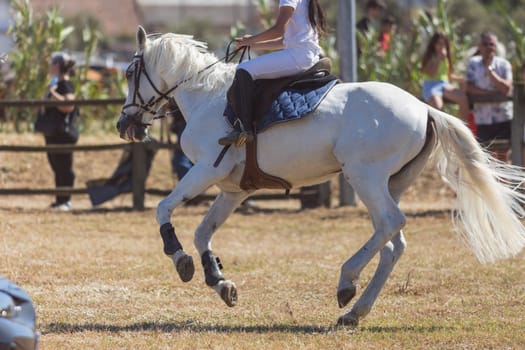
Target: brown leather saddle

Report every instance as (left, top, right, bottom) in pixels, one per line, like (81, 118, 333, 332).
(237, 58, 336, 192)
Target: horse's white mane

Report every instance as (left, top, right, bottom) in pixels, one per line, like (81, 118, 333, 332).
(144, 33, 236, 93)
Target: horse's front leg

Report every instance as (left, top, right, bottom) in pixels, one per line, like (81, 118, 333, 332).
(194, 191, 251, 307)
(156, 162, 228, 283)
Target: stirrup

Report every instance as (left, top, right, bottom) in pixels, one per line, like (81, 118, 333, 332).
(218, 130, 252, 146)
(235, 130, 252, 146)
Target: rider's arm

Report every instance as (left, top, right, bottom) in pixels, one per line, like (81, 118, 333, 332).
(250, 38, 285, 51)
(236, 6, 294, 48)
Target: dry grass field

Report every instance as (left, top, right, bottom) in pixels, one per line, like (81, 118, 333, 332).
(1, 133, 524, 349)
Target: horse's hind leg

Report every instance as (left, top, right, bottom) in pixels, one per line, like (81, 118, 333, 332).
(338, 127, 435, 326)
(335, 167, 406, 312)
(194, 190, 251, 307)
(338, 231, 406, 326)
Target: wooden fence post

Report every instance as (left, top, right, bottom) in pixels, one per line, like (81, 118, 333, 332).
(299, 181, 331, 209)
(511, 82, 524, 166)
(132, 142, 147, 210)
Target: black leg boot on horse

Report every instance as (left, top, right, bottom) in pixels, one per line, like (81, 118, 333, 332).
(160, 223, 195, 282)
(218, 69, 255, 146)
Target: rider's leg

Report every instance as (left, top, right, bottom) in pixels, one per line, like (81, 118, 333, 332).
(218, 69, 255, 146)
(218, 49, 315, 146)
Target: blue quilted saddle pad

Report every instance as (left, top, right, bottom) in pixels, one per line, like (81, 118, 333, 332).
(225, 79, 338, 133)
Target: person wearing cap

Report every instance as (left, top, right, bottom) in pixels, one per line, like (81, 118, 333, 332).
(35, 52, 79, 211)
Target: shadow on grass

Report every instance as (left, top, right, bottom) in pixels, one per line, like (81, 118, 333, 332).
(43, 321, 453, 335)
(44, 321, 332, 334)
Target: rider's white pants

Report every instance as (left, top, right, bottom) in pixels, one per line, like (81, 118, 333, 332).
(238, 46, 319, 79)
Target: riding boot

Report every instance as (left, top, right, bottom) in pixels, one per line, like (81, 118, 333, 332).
(219, 69, 255, 146)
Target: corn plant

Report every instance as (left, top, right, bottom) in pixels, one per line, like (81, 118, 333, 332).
(505, 15, 525, 81)
(357, 0, 473, 99)
(6, 0, 73, 131)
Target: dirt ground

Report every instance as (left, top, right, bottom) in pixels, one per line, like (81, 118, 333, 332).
(4, 131, 523, 350)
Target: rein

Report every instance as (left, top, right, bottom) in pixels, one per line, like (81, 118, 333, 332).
(121, 42, 250, 125)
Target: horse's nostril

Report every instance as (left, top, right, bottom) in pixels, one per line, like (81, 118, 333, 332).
(116, 121, 121, 130)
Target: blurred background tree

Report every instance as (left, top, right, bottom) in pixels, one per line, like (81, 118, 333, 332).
(2, 0, 125, 132)
(5, 0, 73, 131)
(3, 0, 525, 132)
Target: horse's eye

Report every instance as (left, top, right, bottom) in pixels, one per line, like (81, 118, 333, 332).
(125, 68, 133, 79)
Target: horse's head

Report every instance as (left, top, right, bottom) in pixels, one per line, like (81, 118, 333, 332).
(117, 26, 166, 141)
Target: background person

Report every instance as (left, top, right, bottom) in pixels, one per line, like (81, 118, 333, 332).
(421, 32, 469, 121)
(170, 110, 193, 180)
(378, 15, 395, 52)
(356, 0, 387, 33)
(465, 32, 513, 162)
(35, 52, 79, 210)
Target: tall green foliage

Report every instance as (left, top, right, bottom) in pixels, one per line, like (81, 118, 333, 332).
(4, 0, 125, 132)
(505, 15, 525, 81)
(7, 0, 73, 130)
(357, 0, 473, 97)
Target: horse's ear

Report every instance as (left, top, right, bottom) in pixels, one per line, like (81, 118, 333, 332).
(137, 25, 147, 50)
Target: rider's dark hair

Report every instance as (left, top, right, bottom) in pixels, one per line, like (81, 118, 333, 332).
(309, 0, 327, 37)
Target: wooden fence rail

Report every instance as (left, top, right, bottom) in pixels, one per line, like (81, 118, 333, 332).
(0, 141, 317, 210)
(0, 98, 125, 108)
(2, 86, 524, 210)
(1, 97, 324, 210)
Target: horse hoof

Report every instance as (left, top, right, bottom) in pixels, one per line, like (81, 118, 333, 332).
(337, 286, 356, 308)
(337, 311, 359, 328)
(174, 252, 195, 282)
(220, 281, 237, 307)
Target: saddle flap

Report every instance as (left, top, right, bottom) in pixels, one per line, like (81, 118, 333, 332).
(252, 58, 336, 124)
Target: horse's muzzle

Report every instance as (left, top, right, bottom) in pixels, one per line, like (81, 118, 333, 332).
(116, 115, 133, 141)
(117, 114, 148, 142)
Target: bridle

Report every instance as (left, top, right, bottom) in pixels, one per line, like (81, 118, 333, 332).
(120, 42, 250, 126)
(120, 53, 175, 126)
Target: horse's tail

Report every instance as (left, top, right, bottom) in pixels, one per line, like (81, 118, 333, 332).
(428, 107, 525, 263)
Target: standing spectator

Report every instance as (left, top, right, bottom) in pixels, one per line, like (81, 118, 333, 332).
(35, 52, 79, 210)
(170, 110, 192, 181)
(356, 0, 387, 33)
(421, 32, 469, 121)
(466, 32, 513, 161)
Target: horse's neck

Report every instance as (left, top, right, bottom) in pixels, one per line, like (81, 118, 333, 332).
(166, 57, 234, 122)
(174, 88, 226, 123)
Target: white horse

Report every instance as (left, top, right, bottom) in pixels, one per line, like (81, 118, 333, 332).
(117, 26, 525, 326)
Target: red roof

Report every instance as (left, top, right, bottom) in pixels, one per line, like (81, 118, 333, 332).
(31, 0, 140, 37)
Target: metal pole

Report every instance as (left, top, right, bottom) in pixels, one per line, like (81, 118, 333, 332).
(511, 82, 524, 166)
(337, 0, 357, 206)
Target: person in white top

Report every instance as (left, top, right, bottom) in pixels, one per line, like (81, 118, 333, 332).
(465, 31, 513, 161)
(218, 0, 327, 146)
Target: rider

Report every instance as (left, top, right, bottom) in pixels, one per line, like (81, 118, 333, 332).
(218, 0, 327, 146)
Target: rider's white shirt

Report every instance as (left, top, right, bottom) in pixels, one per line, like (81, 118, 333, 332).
(280, 0, 320, 53)
(238, 0, 321, 79)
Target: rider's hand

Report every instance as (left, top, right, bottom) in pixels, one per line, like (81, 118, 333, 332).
(235, 34, 253, 49)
